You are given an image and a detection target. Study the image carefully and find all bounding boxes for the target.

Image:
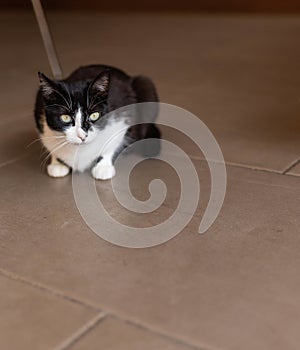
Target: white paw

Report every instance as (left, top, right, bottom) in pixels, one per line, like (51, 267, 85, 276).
(47, 163, 70, 178)
(92, 164, 116, 180)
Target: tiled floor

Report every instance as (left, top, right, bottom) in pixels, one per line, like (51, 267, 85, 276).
(0, 10, 300, 350)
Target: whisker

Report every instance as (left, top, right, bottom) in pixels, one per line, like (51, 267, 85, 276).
(86, 78, 97, 108)
(89, 101, 107, 110)
(41, 140, 69, 167)
(40, 138, 66, 158)
(86, 88, 90, 108)
(26, 135, 65, 148)
(89, 97, 107, 110)
(51, 88, 72, 110)
(49, 141, 69, 157)
(45, 104, 71, 110)
(62, 83, 73, 109)
(40, 139, 65, 159)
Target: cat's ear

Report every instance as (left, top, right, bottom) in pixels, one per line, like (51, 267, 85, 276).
(38, 72, 57, 97)
(90, 70, 110, 97)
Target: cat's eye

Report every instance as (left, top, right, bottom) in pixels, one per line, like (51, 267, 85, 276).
(60, 114, 72, 123)
(89, 112, 100, 122)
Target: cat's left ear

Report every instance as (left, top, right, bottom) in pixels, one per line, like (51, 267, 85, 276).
(89, 70, 110, 97)
(38, 72, 57, 97)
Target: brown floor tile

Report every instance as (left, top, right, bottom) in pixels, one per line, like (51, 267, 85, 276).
(287, 161, 300, 177)
(0, 11, 48, 115)
(1, 12, 300, 171)
(0, 273, 97, 350)
(1, 149, 300, 349)
(0, 11, 42, 165)
(70, 317, 195, 350)
(0, 116, 36, 167)
(1, 10, 300, 350)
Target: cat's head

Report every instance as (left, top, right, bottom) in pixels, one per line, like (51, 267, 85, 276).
(38, 70, 110, 144)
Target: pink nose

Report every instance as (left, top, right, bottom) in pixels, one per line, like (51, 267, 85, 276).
(78, 134, 86, 142)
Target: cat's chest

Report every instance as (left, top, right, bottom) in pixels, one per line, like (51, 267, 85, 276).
(42, 118, 128, 172)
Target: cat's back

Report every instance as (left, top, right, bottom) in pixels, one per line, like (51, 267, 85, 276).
(64, 64, 130, 83)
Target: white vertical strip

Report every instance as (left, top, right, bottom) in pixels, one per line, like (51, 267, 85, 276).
(31, 0, 63, 80)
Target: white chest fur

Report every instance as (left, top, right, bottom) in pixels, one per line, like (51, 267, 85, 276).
(42, 117, 129, 172)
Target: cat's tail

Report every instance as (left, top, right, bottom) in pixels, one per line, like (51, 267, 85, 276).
(131, 76, 161, 158)
(141, 123, 161, 158)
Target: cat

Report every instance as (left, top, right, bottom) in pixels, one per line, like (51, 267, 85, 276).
(34, 64, 161, 179)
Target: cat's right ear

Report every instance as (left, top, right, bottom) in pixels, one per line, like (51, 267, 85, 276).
(38, 72, 57, 97)
(89, 70, 110, 97)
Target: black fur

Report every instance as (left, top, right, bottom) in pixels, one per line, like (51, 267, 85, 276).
(34, 64, 161, 157)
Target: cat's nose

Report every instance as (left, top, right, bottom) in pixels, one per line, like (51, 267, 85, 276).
(78, 134, 87, 142)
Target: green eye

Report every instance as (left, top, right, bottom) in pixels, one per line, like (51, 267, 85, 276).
(60, 114, 72, 123)
(90, 112, 100, 121)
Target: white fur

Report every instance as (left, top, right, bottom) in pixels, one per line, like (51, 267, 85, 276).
(41, 113, 129, 179)
(65, 108, 88, 144)
(47, 158, 70, 177)
(92, 163, 116, 180)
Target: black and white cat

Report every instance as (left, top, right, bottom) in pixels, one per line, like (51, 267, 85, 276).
(34, 64, 160, 179)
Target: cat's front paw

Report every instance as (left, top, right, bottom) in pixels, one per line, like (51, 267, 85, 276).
(47, 163, 70, 178)
(92, 164, 116, 180)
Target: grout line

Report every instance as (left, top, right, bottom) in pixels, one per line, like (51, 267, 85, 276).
(54, 312, 107, 350)
(282, 158, 300, 175)
(0, 267, 100, 312)
(0, 267, 213, 350)
(0, 156, 25, 169)
(285, 171, 300, 178)
(187, 154, 283, 175)
(110, 314, 211, 350)
(188, 154, 300, 178)
(0, 140, 299, 179)
(224, 161, 282, 174)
